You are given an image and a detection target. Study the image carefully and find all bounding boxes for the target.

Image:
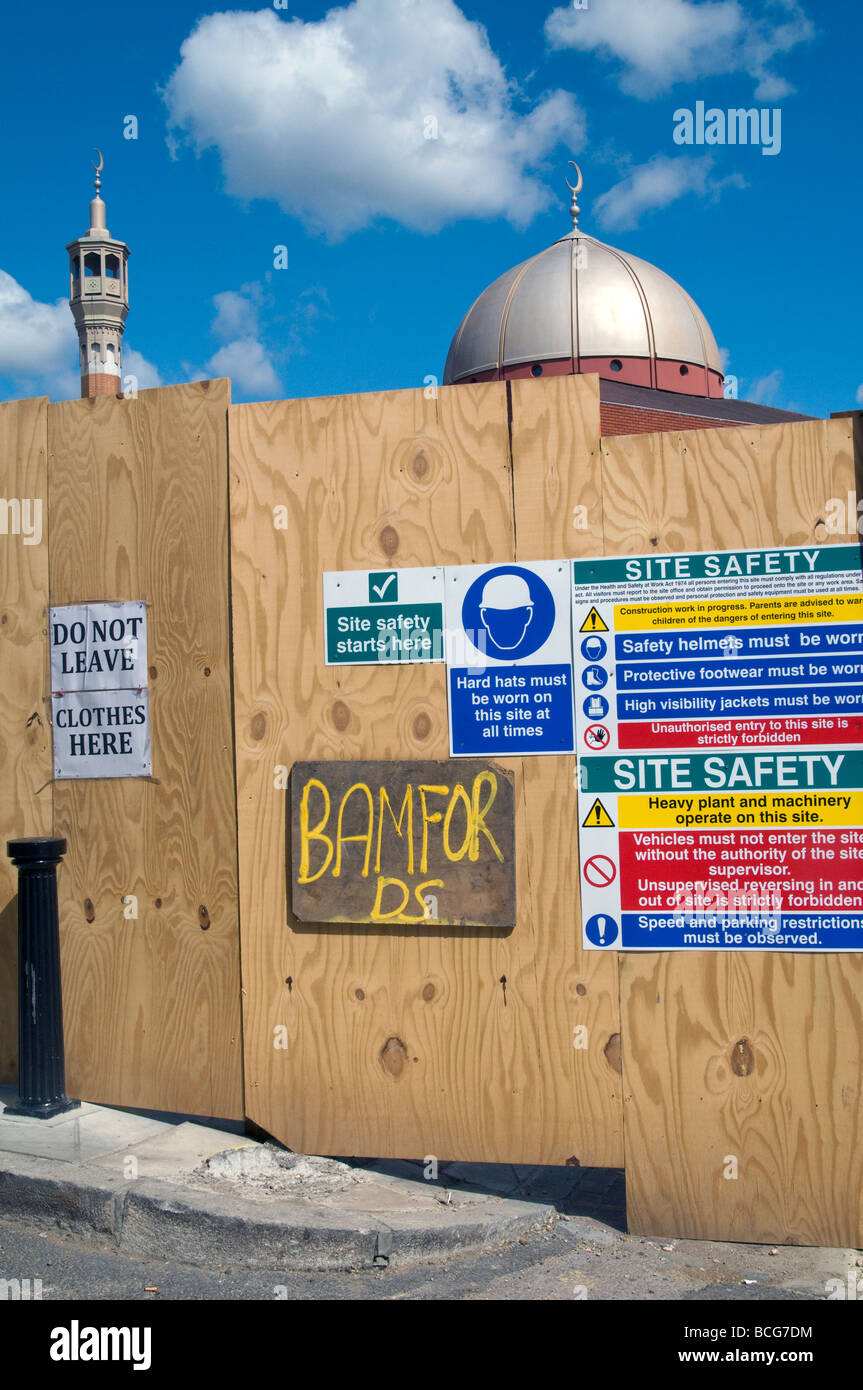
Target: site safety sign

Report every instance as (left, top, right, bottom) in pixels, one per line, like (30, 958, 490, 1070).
(323, 567, 444, 664)
(445, 561, 575, 757)
(572, 544, 863, 950)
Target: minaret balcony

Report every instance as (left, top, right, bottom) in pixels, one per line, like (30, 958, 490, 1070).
(81, 276, 122, 297)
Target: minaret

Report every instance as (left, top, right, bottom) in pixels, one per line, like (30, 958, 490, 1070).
(67, 151, 130, 398)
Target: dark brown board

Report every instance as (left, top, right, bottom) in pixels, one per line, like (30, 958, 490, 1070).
(290, 759, 516, 926)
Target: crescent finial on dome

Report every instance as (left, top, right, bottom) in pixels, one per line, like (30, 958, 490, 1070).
(565, 161, 583, 231)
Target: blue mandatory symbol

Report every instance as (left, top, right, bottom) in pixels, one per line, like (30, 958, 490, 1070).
(581, 664, 609, 690)
(583, 694, 609, 720)
(461, 565, 555, 662)
(580, 635, 607, 661)
(585, 913, 619, 948)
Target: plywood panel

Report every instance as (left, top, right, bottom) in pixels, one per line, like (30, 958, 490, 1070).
(47, 382, 243, 1119)
(231, 379, 613, 1163)
(509, 375, 623, 1166)
(620, 951, 863, 1245)
(607, 416, 863, 1244)
(0, 398, 52, 1083)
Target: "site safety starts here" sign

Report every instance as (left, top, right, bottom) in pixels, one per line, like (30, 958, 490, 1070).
(323, 568, 444, 664)
(572, 543, 863, 951)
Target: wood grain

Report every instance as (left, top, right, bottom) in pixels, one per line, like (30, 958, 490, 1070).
(620, 951, 863, 1245)
(47, 382, 243, 1118)
(4, 370, 854, 1241)
(0, 397, 52, 1083)
(231, 378, 616, 1162)
(607, 416, 863, 1245)
(509, 375, 623, 1166)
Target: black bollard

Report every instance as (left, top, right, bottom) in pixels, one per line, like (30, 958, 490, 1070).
(5, 837, 79, 1118)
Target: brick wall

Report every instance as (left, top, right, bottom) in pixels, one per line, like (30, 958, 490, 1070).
(80, 374, 120, 399)
(600, 403, 738, 438)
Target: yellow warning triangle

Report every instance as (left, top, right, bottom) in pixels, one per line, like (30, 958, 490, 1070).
(582, 798, 615, 828)
(579, 607, 609, 633)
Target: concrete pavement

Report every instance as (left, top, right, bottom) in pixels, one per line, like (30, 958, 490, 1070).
(2, 1088, 859, 1298)
(0, 1086, 591, 1271)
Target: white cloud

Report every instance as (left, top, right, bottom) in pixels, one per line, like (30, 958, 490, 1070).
(282, 286, 333, 358)
(123, 348, 164, 390)
(211, 289, 261, 343)
(184, 283, 286, 399)
(0, 269, 77, 397)
(0, 269, 166, 401)
(205, 337, 281, 398)
(593, 154, 744, 230)
(190, 282, 282, 398)
(749, 368, 783, 404)
(164, 0, 584, 238)
(545, 0, 813, 100)
(855, 383, 863, 406)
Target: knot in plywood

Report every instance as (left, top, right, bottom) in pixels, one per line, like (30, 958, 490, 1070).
(331, 700, 351, 732)
(731, 1038, 755, 1076)
(379, 525, 399, 558)
(412, 711, 432, 742)
(379, 1035, 409, 1078)
(391, 434, 449, 490)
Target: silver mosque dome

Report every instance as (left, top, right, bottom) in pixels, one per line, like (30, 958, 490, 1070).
(443, 165, 724, 398)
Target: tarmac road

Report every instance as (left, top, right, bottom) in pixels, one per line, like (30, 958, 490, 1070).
(0, 1210, 854, 1302)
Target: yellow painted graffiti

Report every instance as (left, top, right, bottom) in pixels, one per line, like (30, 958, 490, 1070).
(297, 769, 506, 923)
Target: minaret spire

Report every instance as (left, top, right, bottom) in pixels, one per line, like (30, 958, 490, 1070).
(67, 152, 130, 398)
(89, 149, 107, 233)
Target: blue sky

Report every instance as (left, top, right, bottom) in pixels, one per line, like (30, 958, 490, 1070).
(1, 0, 860, 416)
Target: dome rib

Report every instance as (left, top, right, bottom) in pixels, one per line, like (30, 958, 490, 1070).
(587, 234, 657, 361)
(496, 246, 550, 375)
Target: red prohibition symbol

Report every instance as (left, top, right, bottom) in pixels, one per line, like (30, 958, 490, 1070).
(583, 854, 617, 888)
(584, 723, 610, 749)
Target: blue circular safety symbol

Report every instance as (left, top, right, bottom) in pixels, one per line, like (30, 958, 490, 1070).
(461, 565, 555, 661)
(581, 664, 609, 690)
(581, 635, 607, 661)
(585, 913, 619, 947)
(582, 694, 609, 720)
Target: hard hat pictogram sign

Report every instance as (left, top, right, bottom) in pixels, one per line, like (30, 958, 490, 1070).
(445, 559, 576, 757)
(460, 565, 556, 662)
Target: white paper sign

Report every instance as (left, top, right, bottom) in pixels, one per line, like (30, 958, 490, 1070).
(52, 690, 151, 778)
(50, 601, 151, 779)
(50, 601, 148, 691)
